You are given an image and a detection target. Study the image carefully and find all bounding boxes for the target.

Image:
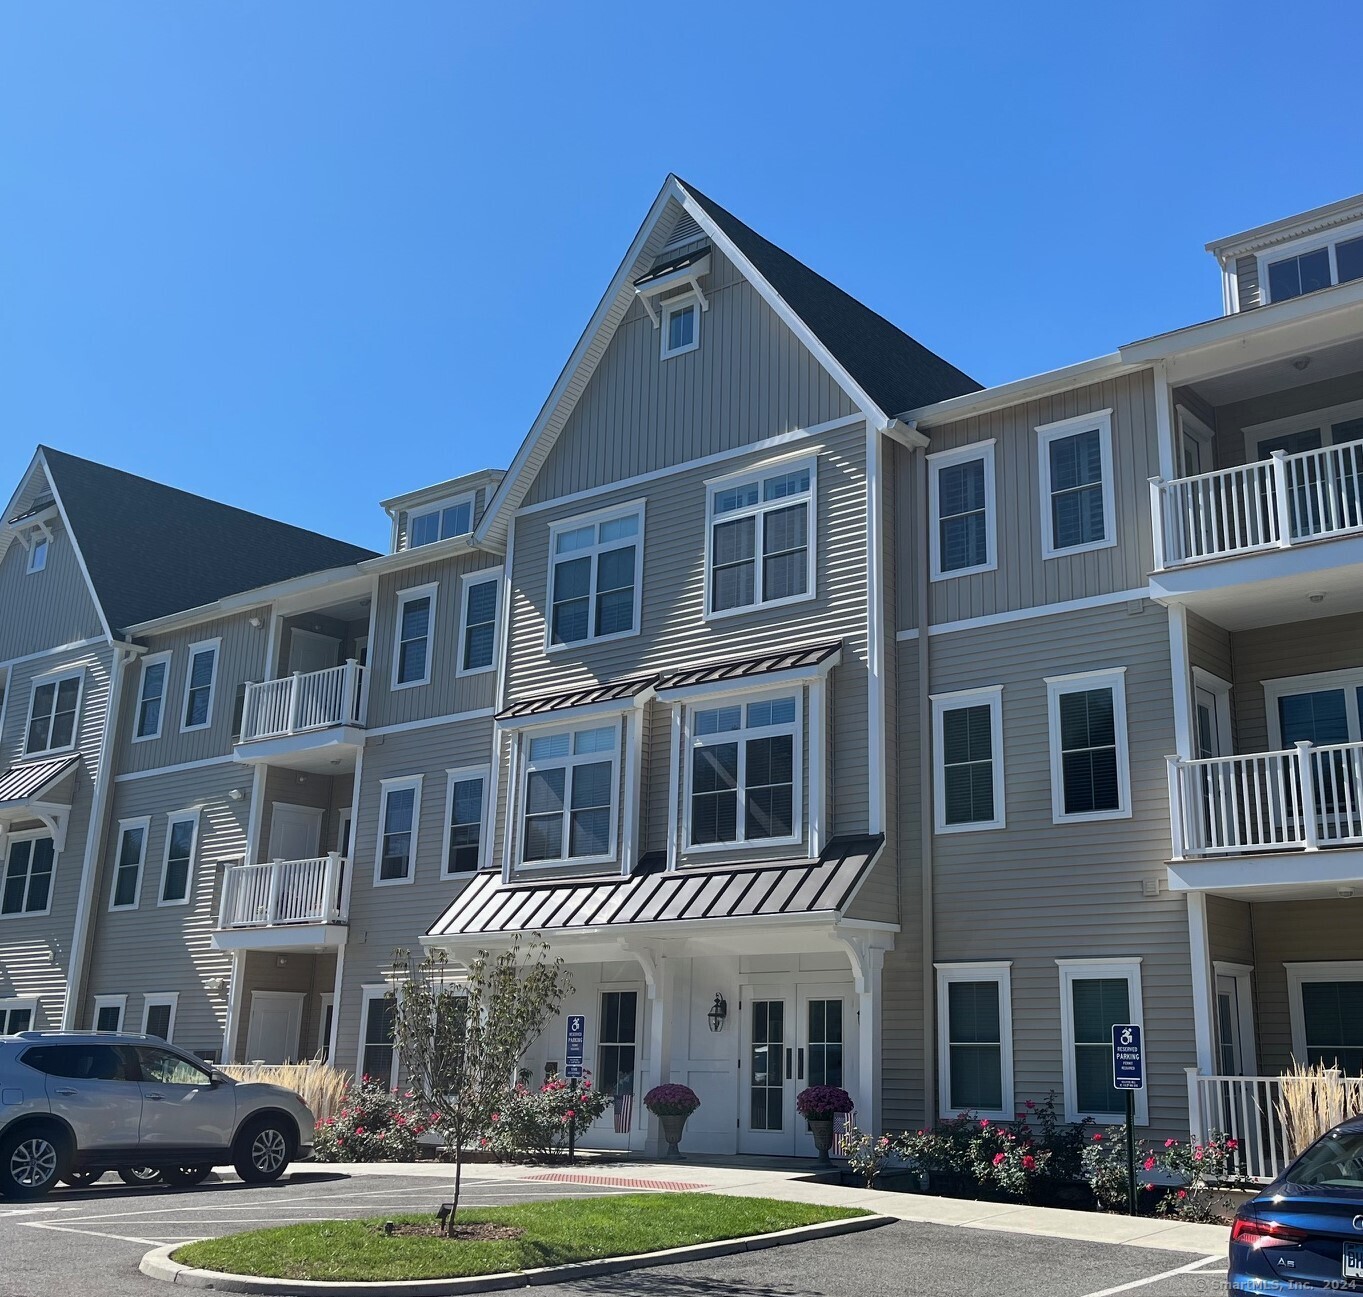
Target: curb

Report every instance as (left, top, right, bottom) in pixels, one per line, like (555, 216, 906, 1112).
(139, 1212, 894, 1295)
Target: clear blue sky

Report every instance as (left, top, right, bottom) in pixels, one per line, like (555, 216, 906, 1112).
(2, 2, 1359, 551)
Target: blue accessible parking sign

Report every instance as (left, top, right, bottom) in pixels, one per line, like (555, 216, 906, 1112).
(1112, 1023, 1144, 1091)
(565, 1015, 585, 1079)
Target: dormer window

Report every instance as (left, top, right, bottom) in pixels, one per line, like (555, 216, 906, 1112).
(661, 296, 700, 360)
(26, 537, 48, 574)
(1262, 231, 1363, 304)
(408, 494, 474, 549)
(634, 248, 710, 361)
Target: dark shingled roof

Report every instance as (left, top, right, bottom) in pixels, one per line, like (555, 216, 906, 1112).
(40, 447, 379, 634)
(677, 179, 982, 416)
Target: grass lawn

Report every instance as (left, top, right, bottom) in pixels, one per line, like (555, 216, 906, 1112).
(172, 1192, 868, 1282)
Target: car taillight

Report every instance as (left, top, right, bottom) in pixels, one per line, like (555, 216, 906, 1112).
(1232, 1217, 1310, 1248)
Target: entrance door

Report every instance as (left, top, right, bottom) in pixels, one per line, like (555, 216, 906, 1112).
(1215, 974, 1244, 1075)
(267, 804, 323, 863)
(795, 987, 855, 1157)
(245, 991, 305, 1064)
(739, 996, 794, 1155)
(1194, 686, 1230, 760)
(288, 629, 340, 676)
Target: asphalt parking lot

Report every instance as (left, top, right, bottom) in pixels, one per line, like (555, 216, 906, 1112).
(0, 1169, 1230, 1297)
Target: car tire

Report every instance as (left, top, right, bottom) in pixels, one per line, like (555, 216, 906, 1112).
(161, 1165, 213, 1188)
(233, 1116, 294, 1184)
(0, 1125, 69, 1199)
(118, 1166, 163, 1187)
(60, 1169, 102, 1188)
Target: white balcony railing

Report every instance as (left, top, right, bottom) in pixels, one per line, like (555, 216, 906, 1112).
(217, 854, 351, 929)
(1169, 740, 1363, 858)
(1186, 1071, 1291, 1183)
(239, 661, 366, 744)
(1152, 437, 1363, 567)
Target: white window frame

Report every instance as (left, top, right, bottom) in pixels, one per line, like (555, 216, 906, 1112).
(1244, 398, 1363, 461)
(1057, 957, 1147, 1125)
(936, 962, 1014, 1121)
(0, 830, 57, 919)
(317, 992, 335, 1061)
(705, 455, 818, 620)
(24, 666, 84, 756)
(1262, 666, 1363, 749)
(683, 688, 804, 854)
(545, 502, 645, 651)
(141, 992, 180, 1042)
(660, 292, 701, 360)
(1036, 410, 1116, 559)
(0, 999, 37, 1034)
(1256, 225, 1363, 306)
(931, 685, 1006, 833)
(374, 775, 423, 887)
(1213, 960, 1259, 1075)
(133, 651, 172, 743)
(158, 809, 201, 907)
(92, 994, 127, 1033)
(1286, 961, 1363, 1065)
(108, 815, 151, 912)
(392, 583, 439, 690)
(180, 638, 221, 733)
(406, 492, 475, 549)
(518, 721, 621, 869)
(1045, 668, 1131, 824)
(26, 535, 48, 574)
(357, 984, 398, 1087)
(441, 764, 491, 876)
(928, 441, 997, 581)
(455, 568, 503, 678)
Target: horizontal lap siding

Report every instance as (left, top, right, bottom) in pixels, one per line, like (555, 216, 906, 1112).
(258, 768, 351, 862)
(1215, 372, 1363, 469)
(1206, 896, 1253, 968)
(522, 245, 856, 505)
(235, 951, 336, 1063)
(0, 523, 104, 663)
(87, 763, 246, 1055)
(916, 602, 1194, 1135)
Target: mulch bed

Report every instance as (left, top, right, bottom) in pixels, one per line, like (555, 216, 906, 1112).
(379, 1222, 526, 1242)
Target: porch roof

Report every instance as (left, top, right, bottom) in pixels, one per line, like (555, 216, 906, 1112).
(425, 834, 883, 941)
(0, 755, 78, 806)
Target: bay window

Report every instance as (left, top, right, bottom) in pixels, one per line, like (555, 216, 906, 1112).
(521, 724, 619, 865)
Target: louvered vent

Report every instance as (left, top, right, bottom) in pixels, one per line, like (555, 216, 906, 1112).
(662, 212, 703, 250)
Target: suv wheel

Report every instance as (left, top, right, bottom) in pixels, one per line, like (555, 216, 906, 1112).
(118, 1166, 163, 1187)
(60, 1169, 102, 1188)
(233, 1116, 293, 1184)
(0, 1126, 67, 1198)
(161, 1165, 213, 1188)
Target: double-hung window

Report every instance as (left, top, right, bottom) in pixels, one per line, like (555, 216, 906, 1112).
(456, 570, 501, 675)
(1287, 964, 1363, 1073)
(158, 811, 199, 906)
(393, 584, 437, 688)
(1, 835, 55, 916)
(443, 767, 488, 875)
(134, 652, 171, 741)
(1047, 669, 1130, 823)
(359, 989, 396, 1088)
(521, 725, 619, 865)
(688, 694, 800, 848)
(181, 640, 219, 731)
(93, 995, 126, 1033)
(929, 443, 996, 579)
(142, 993, 178, 1042)
(25, 669, 82, 755)
(707, 459, 815, 616)
(408, 494, 474, 549)
(109, 817, 150, 910)
(1037, 411, 1115, 558)
(547, 505, 643, 648)
(1059, 959, 1145, 1124)
(660, 295, 700, 359)
(376, 776, 423, 885)
(932, 686, 1005, 832)
(0, 1001, 35, 1033)
(937, 964, 1013, 1120)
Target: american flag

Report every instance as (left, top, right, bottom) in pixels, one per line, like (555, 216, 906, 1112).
(614, 1089, 634, 1134)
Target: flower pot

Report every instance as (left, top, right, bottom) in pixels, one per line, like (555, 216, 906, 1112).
(807, 1117, 835, 1167)
(658, 1112, 689, 1159)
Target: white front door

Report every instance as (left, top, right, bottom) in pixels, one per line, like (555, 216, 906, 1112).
(267, 804, 323, 863)
(288, 629, 340, 675)
(1215, 974, 1244, 1075)
(1194, 686, 1230, 759)
(244, 992, 304, 1064)
(794, 986, 855, 1157)
(739, 994, 794, 1155)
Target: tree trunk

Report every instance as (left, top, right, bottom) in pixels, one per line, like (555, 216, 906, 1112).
(446, 1143, 463, 1237)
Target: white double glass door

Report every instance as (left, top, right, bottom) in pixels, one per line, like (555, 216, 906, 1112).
(738, 984, 852, 1156)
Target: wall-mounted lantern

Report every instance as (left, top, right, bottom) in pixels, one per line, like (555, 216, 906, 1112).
(707, 993, 728, 1033)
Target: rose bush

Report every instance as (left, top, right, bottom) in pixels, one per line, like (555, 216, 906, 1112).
(840, 1123, 895, 1188)
(312, 1078, 433, 1162)
(481, 1075, 611, 1161)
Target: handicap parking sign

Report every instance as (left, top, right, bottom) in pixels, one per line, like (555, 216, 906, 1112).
(565, 1015, 585, 1079)
(1112, 1024, 1144, 1091)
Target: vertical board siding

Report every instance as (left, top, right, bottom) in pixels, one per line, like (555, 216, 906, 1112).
(0, 521, 105, 663)
(522, 243, 856, 506)
(895, 372, 1159, 629)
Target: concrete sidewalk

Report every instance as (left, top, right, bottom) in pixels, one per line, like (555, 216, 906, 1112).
(311, 1158, 1229, 1257)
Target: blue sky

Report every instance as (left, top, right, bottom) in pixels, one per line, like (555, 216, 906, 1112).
(2, 2, 1360, 551)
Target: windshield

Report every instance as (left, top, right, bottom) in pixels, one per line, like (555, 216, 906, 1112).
(1287, 1129, 1363, 1189)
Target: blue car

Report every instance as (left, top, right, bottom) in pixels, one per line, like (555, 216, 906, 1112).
(1230, 1115, 1363, 1294)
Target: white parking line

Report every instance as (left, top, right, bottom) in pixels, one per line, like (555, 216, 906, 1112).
(22, 1221, 175, 1246)
(1078, 1253, 1226, 1297)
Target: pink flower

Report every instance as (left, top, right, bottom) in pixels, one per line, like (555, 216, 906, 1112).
(1022, 1155, 1036, 1170)
(1092, 1133, 1103, 1142)
(479, 1137, 488, 1148)
(1143, 1157, 1156, 1171)
(1177, 1190, 1187, 1200)
(980, 1119, 990, 1128)
(992, 1152, 1006, 1166)
(1226, 1139, 1238, 1149)
(490, 1113, 500, 1123)
(1193, 1148, 1204, 1161)
(355, 1126, 365, 1135)
(1164, 1139, 1176, 1148)
(564, 1109, 576, 1120)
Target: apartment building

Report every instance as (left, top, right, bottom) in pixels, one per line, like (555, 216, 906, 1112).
(2, 179, 1360, 1171)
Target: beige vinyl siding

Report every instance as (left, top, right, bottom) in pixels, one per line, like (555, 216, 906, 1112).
(85, 762, 246, 1055)
(278, 614, 368, 677)
(233, 951, 336, 1063)
(116, 611, 268, 773)
(1206, 896, 1254, 968)
(897, 371, 1159, 628)
(915, 601, 1194, 1134)
(0, 519, 105, 663)
(365, 552, 502, 732)
(394, 485, 489, 553)
(522, 242, 857, 506)
(1234, 255, 1260, 311)
(1212, 372, 1363, 469)
(257, 769, 353, 863)
(1230, 611, 1363, 754)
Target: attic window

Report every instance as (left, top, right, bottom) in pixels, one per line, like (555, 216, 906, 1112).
(661, 296, 699, 360)
(26, 536, 48, 574)
(1261, 229, 1363, 304)
(408, 494, 474, 549)
(634, 251, 710, 356)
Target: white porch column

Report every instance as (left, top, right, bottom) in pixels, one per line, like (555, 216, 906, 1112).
(327, 944, 347, 1065)
(857, 947, 885, 1136)
(646, 948, 678, 1157)
(221, 950, 246, 1064)
(1186, 891, 1216, 1078)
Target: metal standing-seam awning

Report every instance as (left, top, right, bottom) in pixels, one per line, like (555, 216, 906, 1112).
(0, 754, 80, 849)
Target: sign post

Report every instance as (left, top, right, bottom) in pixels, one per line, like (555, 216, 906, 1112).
(1112, 1024, 1144, 1217)
(565, 1016, 585, 1161)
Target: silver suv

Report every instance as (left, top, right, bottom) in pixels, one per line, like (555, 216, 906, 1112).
(0, 1031, 315, 1197)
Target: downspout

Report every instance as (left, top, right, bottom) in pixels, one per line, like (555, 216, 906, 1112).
(915, 444, 936, 1125)
(63, 641, 139, 1029)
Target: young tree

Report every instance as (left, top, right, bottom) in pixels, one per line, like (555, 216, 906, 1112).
(389, 939, 572, 1233)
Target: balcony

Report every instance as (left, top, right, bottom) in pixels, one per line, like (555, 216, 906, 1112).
(234, 661, 367, 771)
(212, 855, 350, 952)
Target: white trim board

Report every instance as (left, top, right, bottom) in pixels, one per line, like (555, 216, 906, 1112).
(895, 587, 1152, 642)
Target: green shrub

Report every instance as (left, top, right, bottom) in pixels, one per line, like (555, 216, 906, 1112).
(482, 1076, 611, 1161)
(313, 1079, 434, 1162)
